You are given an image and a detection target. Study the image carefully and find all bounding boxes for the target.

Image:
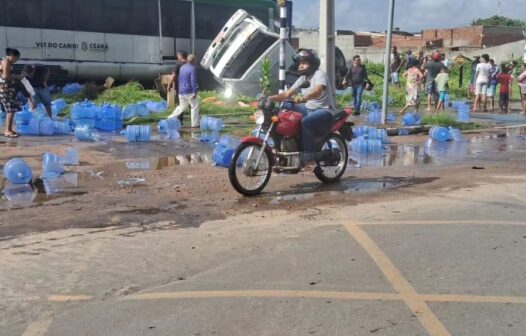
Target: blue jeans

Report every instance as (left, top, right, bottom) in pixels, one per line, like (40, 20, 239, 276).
(293, 104, 335, 162)
(352, 85, 364, 113)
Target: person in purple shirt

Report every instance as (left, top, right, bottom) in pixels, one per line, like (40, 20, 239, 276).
(169, 54, 200, 127)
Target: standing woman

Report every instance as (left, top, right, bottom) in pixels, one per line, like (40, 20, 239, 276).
(472, 54, 492, 112)
(0, 48, 22, 138)
(517, 64, 526, 116)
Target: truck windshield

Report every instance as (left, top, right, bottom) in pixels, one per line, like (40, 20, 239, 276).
(222, 31, 277, 79)
(211, 21, 251, 69)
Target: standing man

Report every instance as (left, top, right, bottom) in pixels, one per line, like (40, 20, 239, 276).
(342, 55, 369, 114)
(169, 54, 200, 127)
(423, 51, 444, 112)
(168, 51, 188, 123)
(405, 50, 416, 70)
(390, 46, 404, 89)
(441, 53, 451, 69)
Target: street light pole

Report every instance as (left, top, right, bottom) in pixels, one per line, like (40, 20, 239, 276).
(190, 0, 196, 54)
(319, 0, 335, 90)
(381, 0, 395, 125)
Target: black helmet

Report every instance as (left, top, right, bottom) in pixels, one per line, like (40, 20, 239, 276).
(293, 49, 320, 77)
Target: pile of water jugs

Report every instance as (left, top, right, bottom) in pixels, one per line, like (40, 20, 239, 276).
(350, 126, 389, 154)
(362, 103, 396, 125)
(428, 126, 464, 143)
(122, 101, 167, 119)
(157, 117, 181, 140)
(452, 101, 470, 123)
(51, 98, 67, 117)
(15, 105, 55, 136)
(124, 125, 151, 142)
(212, 135, 240, 167)
(62, 83, 83, 95)
(200, 116, 224, 143)
(71, 100, 123, 132)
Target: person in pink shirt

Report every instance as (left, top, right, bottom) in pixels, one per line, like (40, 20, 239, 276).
(518, 64, 526, 116)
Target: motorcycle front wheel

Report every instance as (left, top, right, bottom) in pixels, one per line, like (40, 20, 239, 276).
(228, 142, 272, 196)
(314, 133, 348, 184)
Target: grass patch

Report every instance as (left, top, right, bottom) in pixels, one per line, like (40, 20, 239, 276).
(422, 113, 483, 130)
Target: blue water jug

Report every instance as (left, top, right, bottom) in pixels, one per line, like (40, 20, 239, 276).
(135, 103, 150, 117)
(402, 113, 421, 126)
(28, 118, 54, 136)
(200, 116, 209, 130)
(167, 130, 180, 140)
(201, 117, 223, 132)
(42, 152, 65, 177)
(75, 125, 99, 141)
(54, 120, 72, 134)
(367, 139, 383, 152)
(200, 131, 220, 143)
(429, 126, 450, 142)
(457, 104, 470, 123)
(123, 104, 138, 119)
(219, 135, 240, 149)
(125, 125, 151, 142)
(14, 107, 33, 134)
(146, 101, 168, 113)
(448, 127, 463, 142)
(212, 145, 235, 167)
(3, 183, 36, 203)
(3, 158, 33, 184)
(158, 118, 181, 134)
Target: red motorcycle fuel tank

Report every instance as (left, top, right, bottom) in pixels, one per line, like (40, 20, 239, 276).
(275, 110, 303, 137)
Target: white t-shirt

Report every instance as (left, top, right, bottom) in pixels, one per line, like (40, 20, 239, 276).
(476, 63, 493, 83)
(290, 69, 335, 111)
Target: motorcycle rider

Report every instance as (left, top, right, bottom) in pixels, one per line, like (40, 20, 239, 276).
(269, 49, 335, 171)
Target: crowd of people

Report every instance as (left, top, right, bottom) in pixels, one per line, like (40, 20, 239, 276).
(342, 45, 526, 117)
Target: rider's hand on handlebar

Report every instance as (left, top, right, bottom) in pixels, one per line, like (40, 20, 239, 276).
(293, 95, 304, 104)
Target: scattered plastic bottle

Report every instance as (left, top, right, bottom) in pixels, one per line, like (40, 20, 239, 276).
(212, 145, 235, 167)
(167, 130, 180, 140)
(448, 127, 464, 142)
(219, 135, 240, 149)
(3, 183, 36, 204)
(200, 116, 224, 132)
(27, 118, 54, 136)
(429, 126, 450, 142)
(53, 119, 73, 134)
(3, 158, 33, 184)
(402, 113, 421, 126)
(75, 125, 99, 141)
(158, 118, 181, 134)
(124, 125, 151, 142)
(42, 152, 65, 178)
(62, 83, 83, 95)
(350, 137, 384, 154)
(60, 148, 79, 166)
(200, 131, 221, 143)
(146, 101, 168, 113)
(457, 104, 470, 123)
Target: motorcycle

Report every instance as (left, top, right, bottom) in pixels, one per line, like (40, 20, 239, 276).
(228, 98, 355, 196)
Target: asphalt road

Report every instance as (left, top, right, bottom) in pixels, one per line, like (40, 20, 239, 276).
(2, 165, 526, 336)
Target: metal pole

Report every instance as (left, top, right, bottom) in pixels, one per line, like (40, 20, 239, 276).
(381, 0, 395, 125)
(319, 0, 335, 91)
(157, 0, 163, 63)
(278, 0, 287, 93)
(190, 0, 196, 54)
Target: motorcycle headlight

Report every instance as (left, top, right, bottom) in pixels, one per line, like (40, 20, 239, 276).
(254, 110, 265, 125)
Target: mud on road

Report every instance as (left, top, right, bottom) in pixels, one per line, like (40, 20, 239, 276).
(1, 127, 526, 239)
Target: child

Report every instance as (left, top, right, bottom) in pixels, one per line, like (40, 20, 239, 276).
(486, 59, 498, 112)
(434, 66, 449, 113)
(399, 61, 423, 115)
(496, 66, 512, 113)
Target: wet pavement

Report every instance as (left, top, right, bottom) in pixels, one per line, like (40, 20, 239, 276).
(2, 127, 526, 210)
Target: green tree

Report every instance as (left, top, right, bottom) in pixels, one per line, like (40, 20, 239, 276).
(471, 15, 526, 28)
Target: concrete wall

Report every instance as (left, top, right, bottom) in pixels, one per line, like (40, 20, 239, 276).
(451, 39, 526, 64)
(294, 31, 355, 61)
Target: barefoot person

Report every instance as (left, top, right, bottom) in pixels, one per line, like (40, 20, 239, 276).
(473, 54, 492, 112)
(423, 52, 443, 112)
(0, 48, 22, 138)
(435, 66, 449, 113)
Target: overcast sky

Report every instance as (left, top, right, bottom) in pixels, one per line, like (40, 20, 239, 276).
(293, 0, 525, 32)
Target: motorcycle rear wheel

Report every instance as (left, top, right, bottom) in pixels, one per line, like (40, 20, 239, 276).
(314, 133, 348, 184)
(228, 142, 272, 196)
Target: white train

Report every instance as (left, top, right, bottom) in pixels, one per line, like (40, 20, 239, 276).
(0, 0, 275, 84)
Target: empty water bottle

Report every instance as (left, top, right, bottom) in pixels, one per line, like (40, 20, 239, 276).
(457, 104, 470, 123)
(53, 120, 72, 134)
(167, 129, 180, 140)
(3, 158, 33, 184)
(158, 118, 181, 134)
(123, 104, 138, 119)
(3, 183, 36, 204)
(75, 125, 99, 141)
(60, 148, 79, 166)
(42, 152, 65, 178)
(26, 118, 54, 136)
(429, 126, 450, 142)
(14, 107, 33, 134)
(200, 116, 223, 132)
(219, 135, 240, 149)
(135, 103, 150, 117)
(200, 131, 220, 143)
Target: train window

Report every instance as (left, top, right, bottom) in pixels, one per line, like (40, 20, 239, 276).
(103, 0, 133, 35)
(172, 0, 191, 38)
(195, 3, 237, 40)
(74, 0, 105, 33)
(43, 0, 74, 30)
(133, 0, 158, 36)
(0, 0, 5, 26)
(4, 0, 43, 29)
